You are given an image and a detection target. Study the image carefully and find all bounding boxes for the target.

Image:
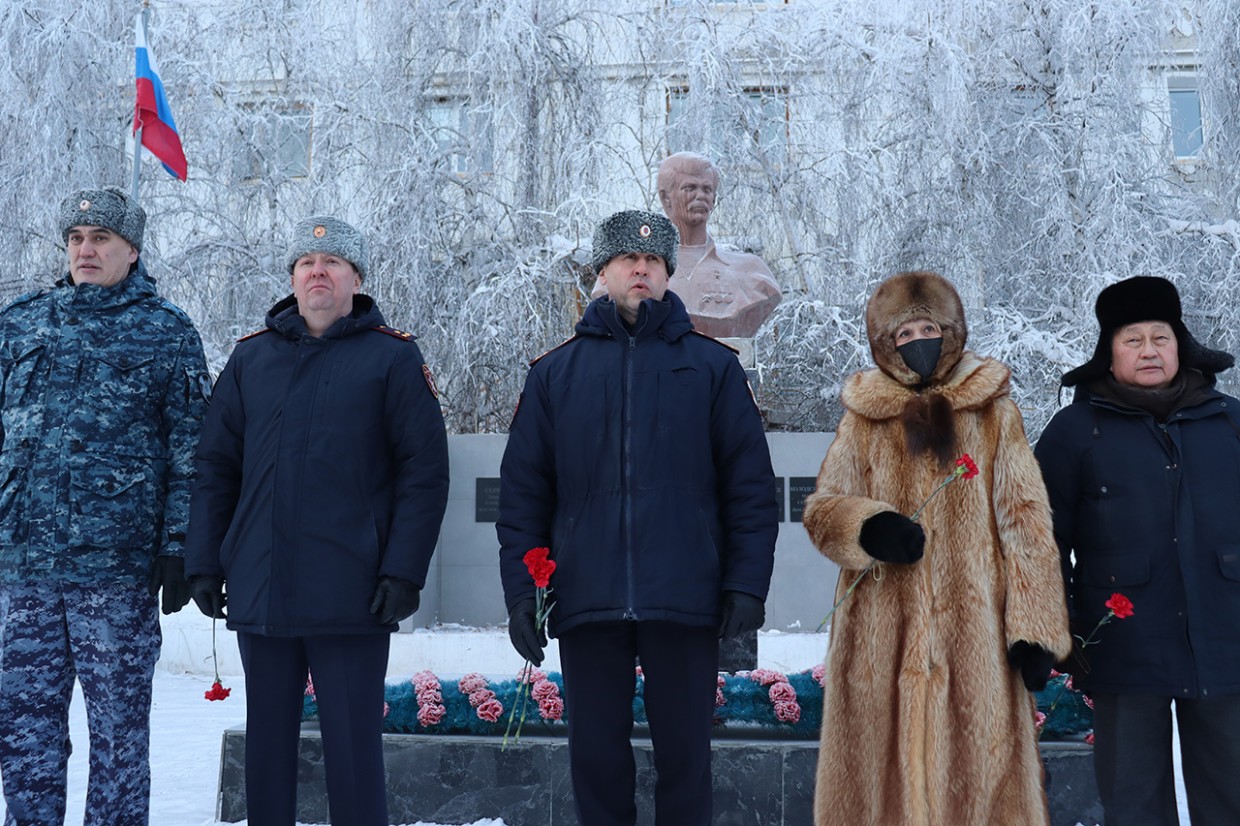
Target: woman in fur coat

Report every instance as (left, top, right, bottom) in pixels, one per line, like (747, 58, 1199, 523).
(802, 271, 1071, 825)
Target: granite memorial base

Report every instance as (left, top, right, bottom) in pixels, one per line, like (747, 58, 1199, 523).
(217, 725, 1101, 825)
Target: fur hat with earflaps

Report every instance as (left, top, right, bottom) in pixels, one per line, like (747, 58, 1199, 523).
(1061, 276, 1234, 387)
(865, 270, 968, 387)
(59, 187, 146, 252)
(590, 210, 679, 277)
(285, 216, 369, 281)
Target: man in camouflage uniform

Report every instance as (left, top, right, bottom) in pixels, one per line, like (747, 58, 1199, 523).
(0, 187, 210, 824)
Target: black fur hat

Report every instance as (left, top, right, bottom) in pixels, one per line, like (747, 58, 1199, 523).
(1061, 276, 1234, 387)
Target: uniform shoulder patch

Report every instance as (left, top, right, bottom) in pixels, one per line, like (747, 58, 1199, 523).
(529, 334, 581, 366)
(422, 364, 439, 399)
(372, 325, 417, 341)
(688, 330, 739, 354)
(236, 328, 271, 343)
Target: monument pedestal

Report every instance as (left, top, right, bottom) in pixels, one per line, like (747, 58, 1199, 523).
(215, 726, 1100, 825)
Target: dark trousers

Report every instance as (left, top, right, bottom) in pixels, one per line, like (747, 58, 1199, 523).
(558, 621, 719, 826)
(237, 632, 390, 826)
(1091, 692, 1240, 826)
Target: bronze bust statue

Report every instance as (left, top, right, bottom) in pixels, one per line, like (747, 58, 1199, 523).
(592, 152, 782, 338)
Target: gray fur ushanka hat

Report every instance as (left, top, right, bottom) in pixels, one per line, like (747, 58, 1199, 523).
(1061, 275, 1234, 387)
(591, 210, 678, 277)
(285, 216, 369, 281)
(59, 187, 146, 252)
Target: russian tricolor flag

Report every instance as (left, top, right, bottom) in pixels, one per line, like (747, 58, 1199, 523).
(134, 14, 187, 181)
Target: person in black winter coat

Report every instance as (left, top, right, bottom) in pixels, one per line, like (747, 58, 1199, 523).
(1035, 276, 1240, 826)
(186, 216, 449, 826)
(498, 209, 779, 826)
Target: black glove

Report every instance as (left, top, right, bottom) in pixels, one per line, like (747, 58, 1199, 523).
(147, 556, 191, 615)
(719, 591, 766, 640)
(189, 576, 227, 619)
(369, 577, 421, 625)
(858, 511, 925, 564)
(508, 598, 546, 666)
(1008, 640, 1057, 691)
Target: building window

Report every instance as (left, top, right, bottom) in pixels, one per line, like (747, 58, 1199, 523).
(1167, 75, 1203, 159)
(233, 103, 312, 181)
(667, 86, 789, 163)
(736, 87, 789, 163)
(426, 97, 493, 174)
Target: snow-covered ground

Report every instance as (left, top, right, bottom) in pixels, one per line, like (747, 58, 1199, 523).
(1, 614, 1190, 825)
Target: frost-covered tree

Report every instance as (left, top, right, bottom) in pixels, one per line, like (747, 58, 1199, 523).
(1, 0, 1237, 436)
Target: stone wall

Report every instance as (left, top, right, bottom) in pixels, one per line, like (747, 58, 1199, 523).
(216, 727, 1101, 825)
(423, 432, 839, 634)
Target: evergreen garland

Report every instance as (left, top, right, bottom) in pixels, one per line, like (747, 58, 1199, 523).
(301, 668, 1094, 740)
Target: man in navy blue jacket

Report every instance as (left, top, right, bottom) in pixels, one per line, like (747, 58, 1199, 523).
(498, 209, 778, 826)
(1036, 276, 1240, 825)
(186, 216, 449, 826)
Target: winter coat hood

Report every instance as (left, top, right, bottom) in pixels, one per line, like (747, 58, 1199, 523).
(266, 293, 385, 340)
(577, 289, 695, 343)
(865, 271, 967, 387)
(56, 259, 159, 310)
(846, 346, 999, 475)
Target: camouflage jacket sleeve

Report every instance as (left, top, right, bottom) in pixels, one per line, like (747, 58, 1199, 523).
(157, 326, 211, 558)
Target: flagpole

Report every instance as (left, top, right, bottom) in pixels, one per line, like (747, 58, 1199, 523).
(131, 124, 143, 203)
(130, 2, 151, 204)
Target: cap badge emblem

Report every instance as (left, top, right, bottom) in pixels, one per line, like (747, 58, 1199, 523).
(639, 224, 652, 237)
(313, 225, 327, 238)
(79, 200, 91, 211)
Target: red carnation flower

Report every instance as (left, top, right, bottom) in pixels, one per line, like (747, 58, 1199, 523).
(204, 680, 231, 702)
(1105, 592, 1134, 620)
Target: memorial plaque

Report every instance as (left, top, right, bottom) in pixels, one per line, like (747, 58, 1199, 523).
(774, 477, 786, 522)
(474, 477, 501, 523)
(789, 477, 817, 523)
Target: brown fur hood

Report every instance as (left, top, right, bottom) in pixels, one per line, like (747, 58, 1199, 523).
(842, 351, 1008, 469)
(865, 270, 967, 386)
(842, 351, 1008, 421)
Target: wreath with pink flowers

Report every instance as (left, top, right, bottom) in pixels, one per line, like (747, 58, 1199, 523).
(300, 665, 1090, 739)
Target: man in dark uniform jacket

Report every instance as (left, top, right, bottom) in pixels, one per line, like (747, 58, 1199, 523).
(1036, 276, 1240, 825)
(498, 209, 778, 825)
(186, 216, 449, 826)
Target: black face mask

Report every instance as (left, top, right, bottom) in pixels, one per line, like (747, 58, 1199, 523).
(897, 337, 943, 383)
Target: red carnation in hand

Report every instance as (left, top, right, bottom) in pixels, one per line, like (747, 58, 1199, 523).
(523, 546, 556, 589)
(506, 547, 557, 747)
(1105, 592, 1134, 619)
(956, 453, 979, 479)
(1040, 592, 1134, 740)
(203, 618, 231, 701)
